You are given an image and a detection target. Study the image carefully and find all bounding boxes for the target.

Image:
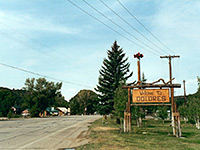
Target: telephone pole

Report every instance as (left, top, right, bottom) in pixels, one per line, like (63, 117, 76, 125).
(183, 80, 187, 105)
(160, 55, 180, 137)
(160, 55, 180, 112)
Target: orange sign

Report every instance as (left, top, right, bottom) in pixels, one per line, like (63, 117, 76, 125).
(132, 89, 170, 103)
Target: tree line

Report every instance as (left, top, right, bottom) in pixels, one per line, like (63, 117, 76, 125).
(0, 78, 68, 117)
(179, 76, 200, 129)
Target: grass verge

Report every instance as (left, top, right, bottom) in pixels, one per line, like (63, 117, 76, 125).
(78, 117, 200, 150)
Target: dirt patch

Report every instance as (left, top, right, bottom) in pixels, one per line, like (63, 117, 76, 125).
(77, 131, 88, 139)
(0, 117, 8, 121)
(93, 127, 119, 131)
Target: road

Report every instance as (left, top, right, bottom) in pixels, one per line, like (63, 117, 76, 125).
(0, 115, 101, 150)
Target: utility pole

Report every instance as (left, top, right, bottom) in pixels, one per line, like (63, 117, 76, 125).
(160, 55, 180, 137)
(160, 55, 180, 111)
(183, 80, 187, 105)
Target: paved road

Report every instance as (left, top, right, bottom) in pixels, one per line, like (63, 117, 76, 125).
(0, 115, 101, 150)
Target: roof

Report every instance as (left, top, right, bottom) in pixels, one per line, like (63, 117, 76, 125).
(12, 106, 21, 109)
(56, 107, 68, 113)
(22, 109, 29, 113)
(46, 107, 51, 112)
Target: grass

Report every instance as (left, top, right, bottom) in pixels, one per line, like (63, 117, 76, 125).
(78, 117, 200, 150)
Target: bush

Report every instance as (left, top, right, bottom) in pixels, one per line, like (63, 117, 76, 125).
(30, 105, 40, 117)
(7, 110, 14, 119)
(116, 118, 120, 124)
(0, 112, 3, 117)
(188, 118, 195, 124)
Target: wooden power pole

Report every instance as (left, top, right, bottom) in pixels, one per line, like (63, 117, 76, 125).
(160, 55, 181, 137)
(160, 55, 180, 112)
(183, 80, 187, 105)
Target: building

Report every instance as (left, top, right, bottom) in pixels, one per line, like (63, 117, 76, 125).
(56, 107, 68, 116)
(21, 109, 30, 117)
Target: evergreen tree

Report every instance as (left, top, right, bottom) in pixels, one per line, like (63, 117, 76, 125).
(95, 41, 133, 115)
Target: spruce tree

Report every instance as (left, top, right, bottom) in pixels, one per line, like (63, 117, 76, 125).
(95, 41, 133, 115)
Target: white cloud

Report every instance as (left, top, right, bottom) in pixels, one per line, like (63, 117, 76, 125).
(69, 88, 77, 92)
(20, 59, 40, 68)
(151, 1, 200, 46)
(0, 10, 81, 35)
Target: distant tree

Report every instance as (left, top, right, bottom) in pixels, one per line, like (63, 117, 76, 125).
(157, 106, 169, 123)
(69, 90, 98, 115)
(132, 106, 145, 127)
(69, 98, 80, 115)
(0, 80, 66, 118)
(179, 104, 188, 123)
(0, 88, 15, 117)
(197, 76, 200, 91)
(186, 97, 200, 129)
(23, 78, 63, 117)
(7, 110, 14, 119)
(177, 77, 200, 129)
(0, 87, 28, 117)
(54, 95, 68, 108)
(95, 41, 133, 115)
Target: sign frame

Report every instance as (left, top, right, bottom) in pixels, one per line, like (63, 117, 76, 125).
(132, 89, 170, 104)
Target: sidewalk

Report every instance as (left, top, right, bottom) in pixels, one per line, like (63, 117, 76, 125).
(0, 117, 8, 121)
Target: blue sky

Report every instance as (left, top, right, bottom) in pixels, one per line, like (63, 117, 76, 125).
(0, 0, 200, 101)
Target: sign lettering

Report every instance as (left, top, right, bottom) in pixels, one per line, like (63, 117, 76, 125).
(132, 89, 170, 103)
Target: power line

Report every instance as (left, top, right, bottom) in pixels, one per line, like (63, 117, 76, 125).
(0, 62, 93, 88)
(99, 0, 169, 55)
(0, 20, 100, 83)
(117, 0, 175, 54)
(0, 20, 86, 69)
(0, 30, 62, 62)
(0, 30, 95, 88)
(82, 0, 163, 56)
(67, 0, 160, 56)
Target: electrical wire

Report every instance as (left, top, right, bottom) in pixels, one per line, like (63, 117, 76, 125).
(116, 0, 175, 54)
(67, 0, 160, 56)
(99, 0, 170, 55)
(0, 30, 62, 63)
(0, 30, 95, 88)
(82, 0, 163, 56)
(0, 62, 93, 88)
(0, 20, 87, 69)
(0, 19, 101, 84)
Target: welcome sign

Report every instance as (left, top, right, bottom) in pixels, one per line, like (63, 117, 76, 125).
(132, 89, 170, 103)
